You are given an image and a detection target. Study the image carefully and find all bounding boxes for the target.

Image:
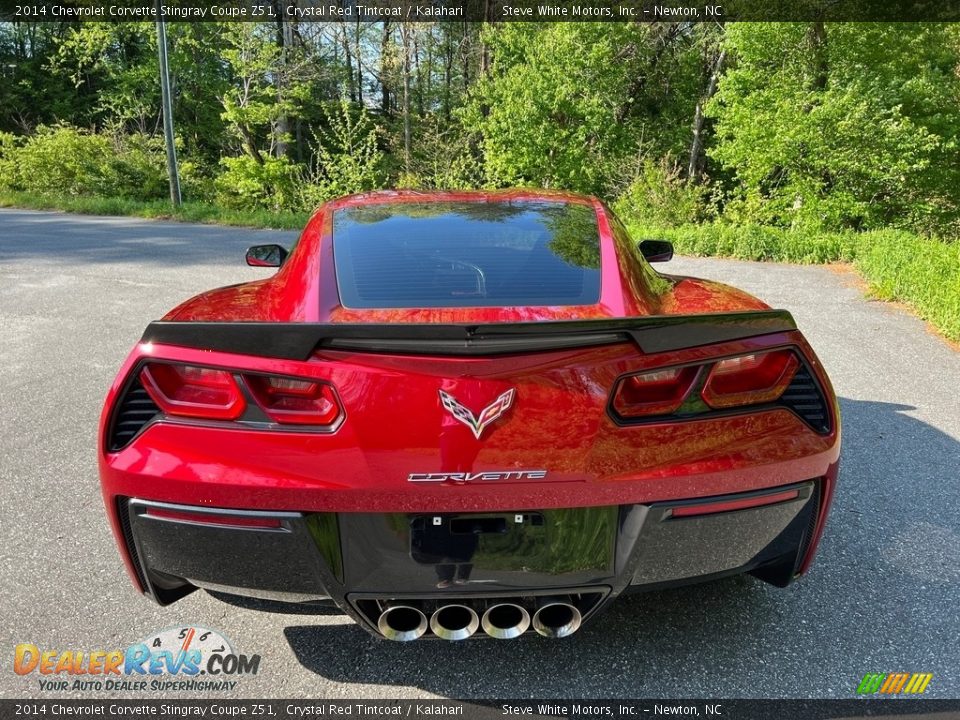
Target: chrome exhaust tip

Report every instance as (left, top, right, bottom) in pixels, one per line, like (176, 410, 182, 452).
(430, 604, 480, 641)
(481, 603, 531, 640)
(532, 599, 582, 639)
(378, 605, 428, 642)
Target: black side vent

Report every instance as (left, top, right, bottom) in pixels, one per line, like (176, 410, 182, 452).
(116, 497, 149, 593)
(108, 375, 160, 451)
(780, 365, 831, 434)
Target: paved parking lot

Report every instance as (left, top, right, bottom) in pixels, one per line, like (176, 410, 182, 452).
(1, 208, 958, 699)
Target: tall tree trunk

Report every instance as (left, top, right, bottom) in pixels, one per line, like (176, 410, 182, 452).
(340, 24, 355, 103)
(380, 21, 392, 115)
(479, 0, 492, 75)
(443, 34, 453, 122)
(240, 124, 265, 165)
(808, 20, 828, 92)
(273, 2, 292, 158)
(688, 48, 726, 181)
(354, 18, 363, 106)
(401, 23, 412, 172)
(414, 33, 424, 117)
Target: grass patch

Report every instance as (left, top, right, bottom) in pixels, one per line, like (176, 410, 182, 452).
(628, 221, 960, 343)
(0, 191, 309, 230)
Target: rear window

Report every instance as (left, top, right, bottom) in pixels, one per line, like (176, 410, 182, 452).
(332, 201, 602, 309)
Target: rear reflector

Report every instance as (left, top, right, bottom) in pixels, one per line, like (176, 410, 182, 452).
(671, 488, 800, 518)
(140, 363, 245, 420)
(144, 506, 282, 529)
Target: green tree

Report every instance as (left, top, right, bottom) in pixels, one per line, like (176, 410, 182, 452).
(461, 22, 704, 196)
(300, 99, 384, 207)
(708, 23, 960, 234)
(49, 23, 159, 133)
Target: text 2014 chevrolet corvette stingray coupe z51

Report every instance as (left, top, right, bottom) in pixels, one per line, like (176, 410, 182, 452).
(99, 190, 840, 641)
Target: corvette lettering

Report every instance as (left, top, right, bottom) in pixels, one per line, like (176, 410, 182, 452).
(408, 470, 547, 483)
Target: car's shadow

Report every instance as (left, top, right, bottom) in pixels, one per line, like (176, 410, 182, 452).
(271, 398, 960, 697)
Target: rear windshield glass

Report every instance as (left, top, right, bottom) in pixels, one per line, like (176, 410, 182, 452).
(332, 201, 602, 309)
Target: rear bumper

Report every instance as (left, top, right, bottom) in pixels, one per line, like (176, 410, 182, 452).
(117, 479, 824, 637)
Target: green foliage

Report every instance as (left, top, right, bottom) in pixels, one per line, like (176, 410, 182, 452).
(0, 132, 21, 191)
(300, 100, 384, 208)
(464, 24, 664, 194)
(408, 115, 485, 191)
(623, 219, 960, 342)
(614, 158, 714, 229)
(99, 131, 169, 199)
(5, 125, 167, 199)
(708, 23, 960, 234)
(218, 23, 287, 151)
(13, 125, 112, 196)
(214, 155, 300, 211)
(50, 23, 160, 132)
(634, 222, 860, 264)
(855, 232, 960, 342)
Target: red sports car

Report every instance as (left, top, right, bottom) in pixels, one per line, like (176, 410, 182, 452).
(99, 190, 840, 641)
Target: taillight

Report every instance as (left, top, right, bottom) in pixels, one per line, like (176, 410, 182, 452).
(140, 363, 245, 420)
(244, 375, 343, 426)
(611, 366, 699, 418)
(701, 350, 799, 409)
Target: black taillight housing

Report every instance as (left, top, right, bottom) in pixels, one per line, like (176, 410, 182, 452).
(609, 349, 831, 433)
(107, 362, 344, 452)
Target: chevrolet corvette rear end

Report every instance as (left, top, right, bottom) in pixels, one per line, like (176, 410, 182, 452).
(99, 190, 840, 640)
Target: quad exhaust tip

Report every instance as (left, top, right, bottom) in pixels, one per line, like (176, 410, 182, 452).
(532, 599, 582, 639)
(378, 598, 581, 640)
(481, 603, 531, 640)
(430, 604, 480, 641)
(378, 605, 428, 642)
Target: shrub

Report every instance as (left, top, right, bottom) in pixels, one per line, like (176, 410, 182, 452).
(855, 231, 960, 342)
(214, 154, 301, 211)
(620, 216, 960, 343)
(1, 125, 171, 200)
(13, 125, 112, 196)
(299, 100, 383, 209)
(408, 116, 485, 191)
(178, 160, 216, 204)
(99, 132, 169, 200)
(0, 133, 20, 191)
(613, 159, 713, 229)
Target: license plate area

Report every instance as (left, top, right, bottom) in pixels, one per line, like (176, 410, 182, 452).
(411, 513, 546, 565)
(337, 508, 618, 592)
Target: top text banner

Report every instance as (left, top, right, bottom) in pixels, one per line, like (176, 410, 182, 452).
(2, 0, 959, 22)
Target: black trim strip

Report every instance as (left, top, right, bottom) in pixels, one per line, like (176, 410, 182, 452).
(141, 311, 796, 360)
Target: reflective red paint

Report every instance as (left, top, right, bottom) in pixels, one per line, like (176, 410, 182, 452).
(165, 189, 768, 324)
(100, 330, 840, 592)
(99, 190, 841, 597)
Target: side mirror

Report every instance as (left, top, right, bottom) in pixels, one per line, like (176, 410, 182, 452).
(245, 244, 288, 268)
(638, 239, 673, 263)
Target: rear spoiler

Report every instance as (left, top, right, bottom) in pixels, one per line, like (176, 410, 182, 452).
(140, 311, 797, 360)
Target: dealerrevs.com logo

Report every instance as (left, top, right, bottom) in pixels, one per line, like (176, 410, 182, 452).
(14, 626, 261, 693)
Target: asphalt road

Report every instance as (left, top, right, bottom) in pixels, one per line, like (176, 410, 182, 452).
(1, 208, 958, 700)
